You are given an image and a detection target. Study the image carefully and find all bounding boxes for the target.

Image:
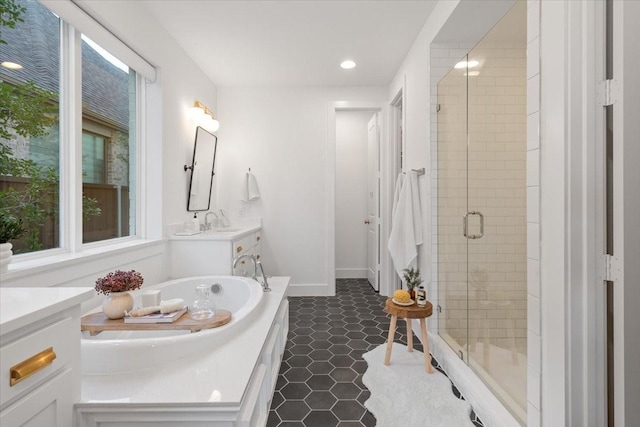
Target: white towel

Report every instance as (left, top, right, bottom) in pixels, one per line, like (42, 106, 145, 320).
(409, 171, 423, 246)
(243, 172, 261, 201)
(388, 170, 423, 278)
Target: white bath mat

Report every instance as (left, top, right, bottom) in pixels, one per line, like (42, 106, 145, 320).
(362, 343, 473, 427)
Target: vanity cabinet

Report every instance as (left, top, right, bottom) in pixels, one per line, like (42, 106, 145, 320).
(170, 228, 262, 279)
(0, 288, 93, 427)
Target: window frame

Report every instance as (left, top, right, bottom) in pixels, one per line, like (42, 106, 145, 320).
(9, 14, 148, 264)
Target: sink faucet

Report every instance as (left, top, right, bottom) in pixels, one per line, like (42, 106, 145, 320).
(204, 211, 218, 230)
(233, 254, 271, 292)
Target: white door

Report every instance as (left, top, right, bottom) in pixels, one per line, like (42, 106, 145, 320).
(367, 113, 380, 291)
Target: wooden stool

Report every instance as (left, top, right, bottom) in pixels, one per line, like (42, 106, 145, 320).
(383, 298, 434, 373)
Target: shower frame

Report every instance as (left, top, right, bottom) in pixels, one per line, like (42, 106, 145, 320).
(432, 1, 528, 424)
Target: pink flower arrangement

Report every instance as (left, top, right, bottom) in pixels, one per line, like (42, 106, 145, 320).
(95, 270, 144, 295)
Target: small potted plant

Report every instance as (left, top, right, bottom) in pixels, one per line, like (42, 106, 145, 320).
(402, 267, 423, 300)
(0, 211, 25, 273)
(95, 270, 144, 319)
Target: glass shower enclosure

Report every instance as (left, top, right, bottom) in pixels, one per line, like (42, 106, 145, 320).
(436, 1, 528, 424)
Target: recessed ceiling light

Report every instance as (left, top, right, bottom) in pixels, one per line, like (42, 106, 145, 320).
(1, 61, 22, 70)
(340, 60, 356, 70)
(454, 60, 479, 69)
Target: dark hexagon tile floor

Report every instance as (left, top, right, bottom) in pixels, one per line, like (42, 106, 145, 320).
(267, 278, 484, 427)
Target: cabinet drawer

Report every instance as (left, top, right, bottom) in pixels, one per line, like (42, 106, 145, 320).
(0, 368, 72, 427)
(233, 233, 257, 256)
(1, 318, 74, 407)
(254, 242, 262, 262)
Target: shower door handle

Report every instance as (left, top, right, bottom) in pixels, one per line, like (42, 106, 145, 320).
(463, 211, 484, 239)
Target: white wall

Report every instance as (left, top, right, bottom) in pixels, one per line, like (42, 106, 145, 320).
(335, 111, 373, 278)
(387, 0, 461, 302)
(215, 87, 386, 292)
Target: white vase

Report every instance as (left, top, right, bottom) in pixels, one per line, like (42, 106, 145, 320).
(102, 292, 134, 319)
(0, 242, 13, 273)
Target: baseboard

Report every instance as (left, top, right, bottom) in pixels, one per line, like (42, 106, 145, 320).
(287, 283, 331, 297)
(335, 268, 367, 279)
(425, 332, 521, 427)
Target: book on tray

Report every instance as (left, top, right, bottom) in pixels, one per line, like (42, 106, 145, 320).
(124, 307, 188, 324)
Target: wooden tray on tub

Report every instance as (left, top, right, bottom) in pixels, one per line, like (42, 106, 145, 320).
(81, 310, 232, 336)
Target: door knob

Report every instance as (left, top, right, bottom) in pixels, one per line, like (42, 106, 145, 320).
(364, 220, 371, 225)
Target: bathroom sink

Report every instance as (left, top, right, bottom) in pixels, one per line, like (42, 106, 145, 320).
(208, 228, 242, 233)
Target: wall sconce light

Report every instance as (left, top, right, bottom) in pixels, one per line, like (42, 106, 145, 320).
(189, 100, 220, 132)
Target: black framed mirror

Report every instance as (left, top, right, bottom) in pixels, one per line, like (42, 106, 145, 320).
(185, 126, 217, 211)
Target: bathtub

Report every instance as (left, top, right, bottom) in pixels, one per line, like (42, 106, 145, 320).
(81, 275, 263, 375)
(78, 276, 290, 427)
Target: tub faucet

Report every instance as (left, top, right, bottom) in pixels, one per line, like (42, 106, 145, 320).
(256, 259, 271, 292)
(233, 254, 257, 280)
(233, 254, 270, 292)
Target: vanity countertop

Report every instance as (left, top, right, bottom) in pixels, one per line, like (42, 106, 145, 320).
(169, 224, 261, 241)
(0, 287, 94, 336)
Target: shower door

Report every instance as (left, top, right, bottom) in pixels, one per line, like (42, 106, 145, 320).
(436, 56, 469, 360)
(436, 1, 528, 424)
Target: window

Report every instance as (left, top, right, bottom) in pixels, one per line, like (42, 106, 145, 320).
(0, 0, 61, 254)
(81, 35, 136, 243)
(82, 132, 106, 184)
(0, 0, 146, 256)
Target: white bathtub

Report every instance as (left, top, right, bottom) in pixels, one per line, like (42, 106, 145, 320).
(81, 276, 263, 375)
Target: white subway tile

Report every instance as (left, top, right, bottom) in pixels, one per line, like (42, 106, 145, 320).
(527, 0, 540, 43)
(528, 295, 541, 335)
(527, 74, 540, 114)
(528, 403, 541, 427)
(527, 222, 540, 260)
(527, 37, 540, 79)
(527, 368, 541, 409)
(527, 149, 540, 186)
(527, 260, 540, 297)
(527, 112, 540, 150)
(528, 331, 541, 372)
(527, 186, 539, 223)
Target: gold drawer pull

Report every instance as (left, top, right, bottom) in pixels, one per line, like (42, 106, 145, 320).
(10, 347, 56, 387)
(236, 246, 243, 253)
(256, 255, 261, 260)
(256, 236, 261, 241)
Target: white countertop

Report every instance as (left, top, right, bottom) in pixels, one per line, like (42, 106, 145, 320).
(169, 224, 261, 241)
(0, 287, 95, 336)
(79, 276, 290, 406)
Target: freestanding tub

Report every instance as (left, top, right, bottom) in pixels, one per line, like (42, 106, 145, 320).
(81, 275, 263, 375)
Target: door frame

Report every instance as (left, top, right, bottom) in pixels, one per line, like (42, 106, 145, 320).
(366, 112, 381, 291)
(327, 101, 387, 296)
(544, 0, 640, 424)
(388, 88, 404, 294)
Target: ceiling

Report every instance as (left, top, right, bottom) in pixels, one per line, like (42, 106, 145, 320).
(142, 0, 438, 87)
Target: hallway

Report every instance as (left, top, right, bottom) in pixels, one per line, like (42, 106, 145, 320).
(267, 279, 484, 426)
